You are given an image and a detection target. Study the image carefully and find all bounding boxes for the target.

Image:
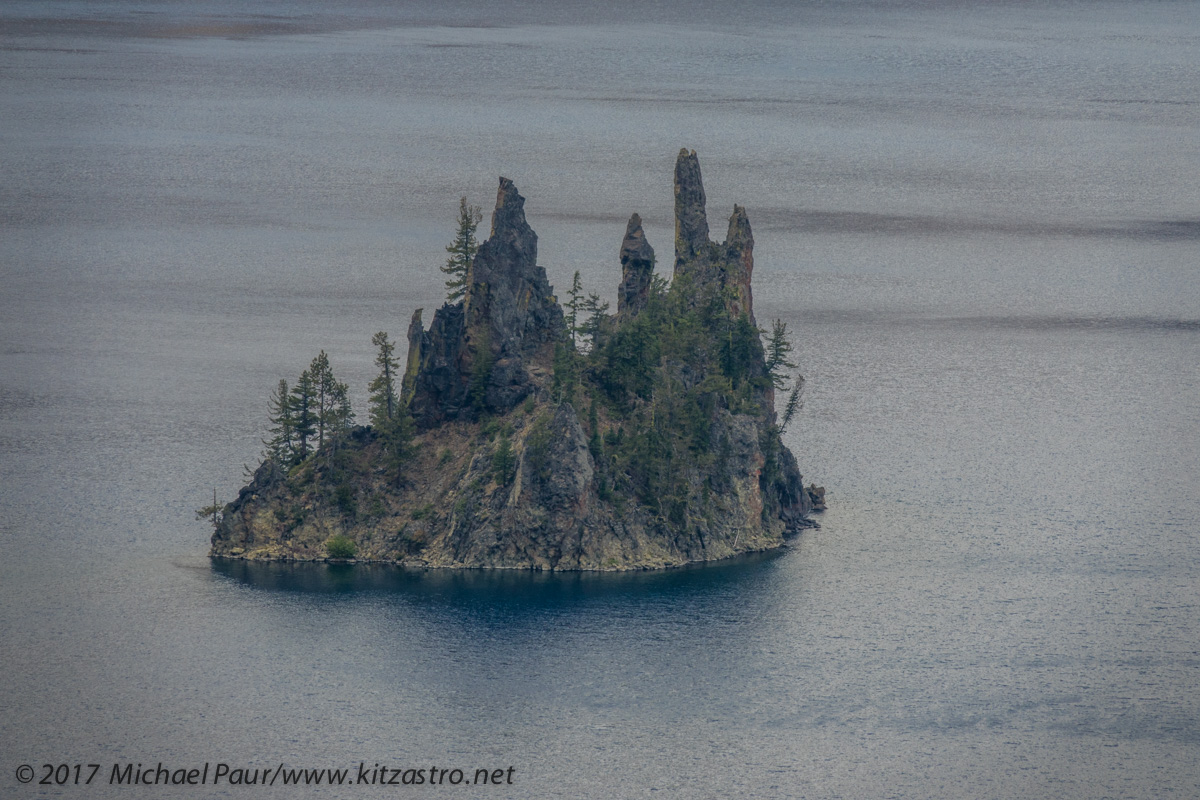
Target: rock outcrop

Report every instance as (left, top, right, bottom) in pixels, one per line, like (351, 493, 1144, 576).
(673, 148, 710, 270)
(672, 148, 757, 325)
(403, 178, 564, 429)
(617, 213, 655, 319)
(212, 151, 818, 571)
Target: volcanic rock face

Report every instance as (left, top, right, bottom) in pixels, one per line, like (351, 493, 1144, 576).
(213, 152, 816, 570)
(723, 204, 755, 324)
(404, 178, 565, 429)
(673, 148, 710, 270)
(672, 148, 756, 325)
(617, 213, 655, 319)
(464, 177, 563, 357)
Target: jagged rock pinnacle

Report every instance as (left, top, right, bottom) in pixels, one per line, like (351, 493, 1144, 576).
(407, 177, 564, 428)
(618, 213, 655, 319)
(465, 177, 541, 351)
(674, 148, 709, 273)
(724, 204, 755, 325)
(671, 149, 756, 323)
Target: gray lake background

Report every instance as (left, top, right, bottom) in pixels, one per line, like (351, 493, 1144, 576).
(2, 1, 1198, 797)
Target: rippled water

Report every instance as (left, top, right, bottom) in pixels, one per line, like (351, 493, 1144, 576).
(2, 1, 1198, 797)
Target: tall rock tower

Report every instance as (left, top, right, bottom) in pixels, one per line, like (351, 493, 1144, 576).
(673, 148, 756, 325)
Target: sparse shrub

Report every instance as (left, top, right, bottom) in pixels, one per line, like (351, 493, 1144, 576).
(334, 483, 357, 516)
(492, 433, 517, 485)
(325, 534, 357, 559)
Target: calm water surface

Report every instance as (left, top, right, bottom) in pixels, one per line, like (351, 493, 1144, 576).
(2, 1, 1198, 797)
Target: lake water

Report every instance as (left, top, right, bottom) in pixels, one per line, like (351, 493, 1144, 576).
(2, 1, 1198, 797)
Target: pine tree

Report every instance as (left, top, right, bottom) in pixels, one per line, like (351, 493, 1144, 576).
(468, 330, 494, 411)
(780, 374, 805, 433)
(383, 409, 414, 487)
(290, 368, 317, 461)
(330, 380, 354, 433)
(578, 292, 610, 352)
(492, 432, 516, 485)
(365, 333, 412, 481)
(306, 350, 351, 449)
(442, 196, 483, 302)
(368, 331, 399, 432)
(565, 270, 583, 347)
(765, 319, 797, 390)
(552, 340, 578, 404)
(264, 378, 295, 464)
(195, 488, 222, 531)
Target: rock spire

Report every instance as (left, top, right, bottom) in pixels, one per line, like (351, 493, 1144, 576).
(404, 178, 565, 428)
(617, 213, 655, 319)
(672, 149, 757, 325)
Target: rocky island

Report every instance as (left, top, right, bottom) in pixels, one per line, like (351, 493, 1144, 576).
(210, 150, 823, 570)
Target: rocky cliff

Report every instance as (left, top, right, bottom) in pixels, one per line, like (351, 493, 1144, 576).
(402, 178, 564, 429)
(211, 150, 819, 570)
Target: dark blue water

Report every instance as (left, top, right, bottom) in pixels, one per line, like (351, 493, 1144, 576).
(2, 1, 1198, 797)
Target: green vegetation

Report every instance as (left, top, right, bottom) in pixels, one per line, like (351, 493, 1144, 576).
(469, 330, 495, 411)
(523, 413, 553, 483)
(441, 197, 482, 302)
(368, 331, 399, 431)
(765, 318, 805, 433)
(367, 331, 415, 485)
(765, 319, 797, 389)
(780, 374, 805, 434)
(265, 351, 353, 467)
(546, 271, 801, 523)
(562, 269, 609, 353)
(324, 533, 357, 559)
(242, 258, 804, 553)
(565, 271, 583, 347)
(492, 432, 517, 485)
(194, 488, 223, 531)
(334, 483, 357, 516)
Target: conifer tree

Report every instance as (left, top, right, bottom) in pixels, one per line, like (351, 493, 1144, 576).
(578, 292, 610, 352)
(290, 368, 317, 461)
(780, 374, 805, 433)
(368, 331, 400, 432)
(264, 378, 295, 464)
(492, 432, 516, 485)
(552, 340, 578, 403)
(468, 330, 494, 411)
(330, 380, 354, 433)
(310, 351, 333, 449)
(442, 196, 483, 302)
(765, 319, 797, 390)
(382, 408, 414, 487)
(195, 488, 222, 531)
(565, 270, 583, 347)
(306, 350, 351, 449)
